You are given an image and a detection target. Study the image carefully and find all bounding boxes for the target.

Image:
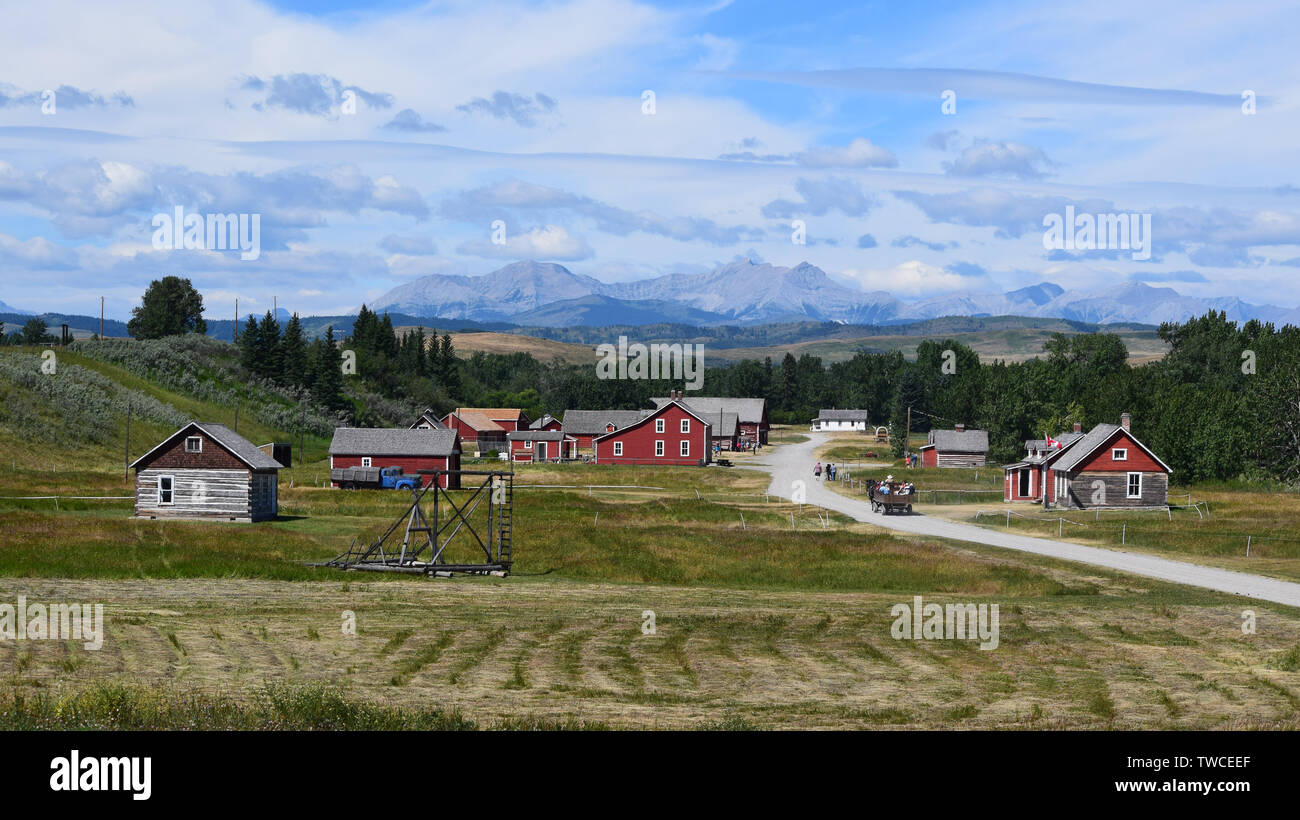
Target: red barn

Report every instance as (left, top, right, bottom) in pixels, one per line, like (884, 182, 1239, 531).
(593, 401, 712, 466)
(441, 410, 507, 456)
(329, 427, 462, 489)
(561, 409, 651, 455)
(507, 430, 578, 462)
(918, 424, 988, 468)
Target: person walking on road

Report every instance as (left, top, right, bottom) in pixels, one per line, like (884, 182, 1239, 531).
(814, 461, 822, 480)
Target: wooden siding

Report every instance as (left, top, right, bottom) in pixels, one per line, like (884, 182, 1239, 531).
(594, 404, 710, 466)
(1059, 471, 1168, 509)
(1072, 430, 1164, 473)
(135, 468, 270, 521)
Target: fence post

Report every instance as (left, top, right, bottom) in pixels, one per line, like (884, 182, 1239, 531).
(1122, 524, 1125, 545)
(740, 512, 746, 530)
(1246, 536, 1251, 557)
(1006, 509, 1011, 527)
(790, 512, 795, 529)
(1058, 518, 1063, 537)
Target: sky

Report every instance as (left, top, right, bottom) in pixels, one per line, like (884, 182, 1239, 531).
(1, 0, 1298, 321)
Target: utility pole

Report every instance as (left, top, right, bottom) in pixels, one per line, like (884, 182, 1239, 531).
(124, 402, 131, 484)
(234, 298, 238, 343)
(100, 296, 104, 340)
(905, 405, 911, 464)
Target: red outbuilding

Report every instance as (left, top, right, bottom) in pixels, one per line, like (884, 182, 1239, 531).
(507, 429, 579, 462)
(329, 427, 462, 489)
(592, 400, 712, 466)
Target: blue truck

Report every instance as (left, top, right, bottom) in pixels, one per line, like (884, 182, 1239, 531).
(330, 466, 422, 491)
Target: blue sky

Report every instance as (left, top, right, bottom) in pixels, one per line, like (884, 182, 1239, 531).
(1, 0, 1298, 320)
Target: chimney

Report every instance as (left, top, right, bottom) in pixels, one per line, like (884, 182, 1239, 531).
(1120, 412, 1131, 432)
(1073, 422, 1082, 433)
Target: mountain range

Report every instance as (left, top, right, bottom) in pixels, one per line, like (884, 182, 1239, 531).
(371, 260, 1300, 327)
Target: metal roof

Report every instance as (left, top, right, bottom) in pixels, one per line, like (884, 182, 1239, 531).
(528, 414, 559, 429)
(650, 396, 766, 424)
(1051, 423, 1172, 473)
(925, 428, 989, 452)
(329, 427, 460, 457)
(129, 421, 283, 471)
(817, 409, 870, 422)
(562, 409, 651, 436)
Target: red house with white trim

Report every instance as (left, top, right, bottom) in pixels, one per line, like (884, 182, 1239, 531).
(593, 400, 712, 466)
(1004, 413, 1170, 509)
(561, 409, 651, 455)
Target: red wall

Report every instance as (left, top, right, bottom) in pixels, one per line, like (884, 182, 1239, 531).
(594, 404, 709, 466)
(921, 447, 936, 468)
(331, 454, 460, 489)
(1072, 430, 1164, 472)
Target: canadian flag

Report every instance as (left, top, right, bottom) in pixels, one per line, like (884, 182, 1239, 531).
(1045, 435, 1061, 448)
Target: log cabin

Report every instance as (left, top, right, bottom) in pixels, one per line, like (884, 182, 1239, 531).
(918, 424, 989, 468)
(131, 421, 283, 522)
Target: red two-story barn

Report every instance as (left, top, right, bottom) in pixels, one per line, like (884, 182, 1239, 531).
(329, 427, 462, 489)
(593, 400, 712, 466)
(561, 409, 651, 455)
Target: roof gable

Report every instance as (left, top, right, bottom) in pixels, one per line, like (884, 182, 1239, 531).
(130, 421, 283, 471)
(593, 400, 711, 441)
(1053, 424, 1172, 473)
(561, 409, 651, 436)
(925, 428, 989, 452)
(650, 396, 766, 424)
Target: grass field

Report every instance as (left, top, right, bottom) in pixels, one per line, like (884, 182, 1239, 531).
(3, 448, 1300, 728)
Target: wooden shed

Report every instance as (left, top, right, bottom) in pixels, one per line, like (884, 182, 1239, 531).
(131, 421, 283, 522)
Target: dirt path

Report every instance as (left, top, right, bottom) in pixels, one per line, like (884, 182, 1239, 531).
(752, 432, 1300, 608)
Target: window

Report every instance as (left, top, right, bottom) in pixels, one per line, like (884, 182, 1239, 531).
(158, 475, 174, 505)
(680, 418, 690, 434)
(655, 440, 664, 457)
(655, 419, 665, 433)
(613, 441, 623, 456)
(361, 457, 372, 468)
(525, 440, 533, 449)
(185, 436, 202, 453)
(1112, 448, 1127, 461)
(1127, 472, 1142, 498)
(680, 440, 690, 457)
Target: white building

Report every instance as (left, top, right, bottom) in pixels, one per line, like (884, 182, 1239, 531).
(811, 409, 870, 431)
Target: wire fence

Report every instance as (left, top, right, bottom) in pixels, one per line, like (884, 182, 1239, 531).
(972, 506, 1300, 557)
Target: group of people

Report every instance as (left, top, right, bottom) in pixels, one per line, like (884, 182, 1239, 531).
(866, 474, 915, 495)
(813, 461, 841, 481)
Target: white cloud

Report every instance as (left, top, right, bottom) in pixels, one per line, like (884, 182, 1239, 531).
(456, 225, 593, 260)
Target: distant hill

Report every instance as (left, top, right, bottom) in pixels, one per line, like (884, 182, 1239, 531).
(1, 312, 129, 338)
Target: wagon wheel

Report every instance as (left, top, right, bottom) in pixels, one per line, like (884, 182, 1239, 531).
(906, 504, 913, 514)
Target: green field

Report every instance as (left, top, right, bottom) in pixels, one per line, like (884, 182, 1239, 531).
(2, 349, 1300, 729)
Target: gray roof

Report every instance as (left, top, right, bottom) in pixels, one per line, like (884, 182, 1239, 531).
(130, 421, 283, 471)
(924, 428, 989, 453)
(706, 412, 738, 437)
(528, 414, 559, 429)
(507, 430, 571, 441)
(562, 409, 651, 436)
(818, 409, 870, 422)
(330, 427, 459, 457)
(1050, 423, 1170, 473)
(409, 410, 448, 430)
(650, 396, 766, 424)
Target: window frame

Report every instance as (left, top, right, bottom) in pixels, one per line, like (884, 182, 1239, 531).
(612, 441, 623, 456)
(680, 418, 690, 434)
(1127, 472, 1142, 499)
(1112, 447, 1128, 461)
(184, 436, 203, 454)
(361, 457, 372, 468)
(158, 475, 175, 506)
(655, 440, 665, 457)
(655, 418, 665, 433)
(680, 440, 690, 457)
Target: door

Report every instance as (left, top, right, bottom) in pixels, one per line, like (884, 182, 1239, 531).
(537, 441, 547, 461)
(1018, 468, 1030, 497)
